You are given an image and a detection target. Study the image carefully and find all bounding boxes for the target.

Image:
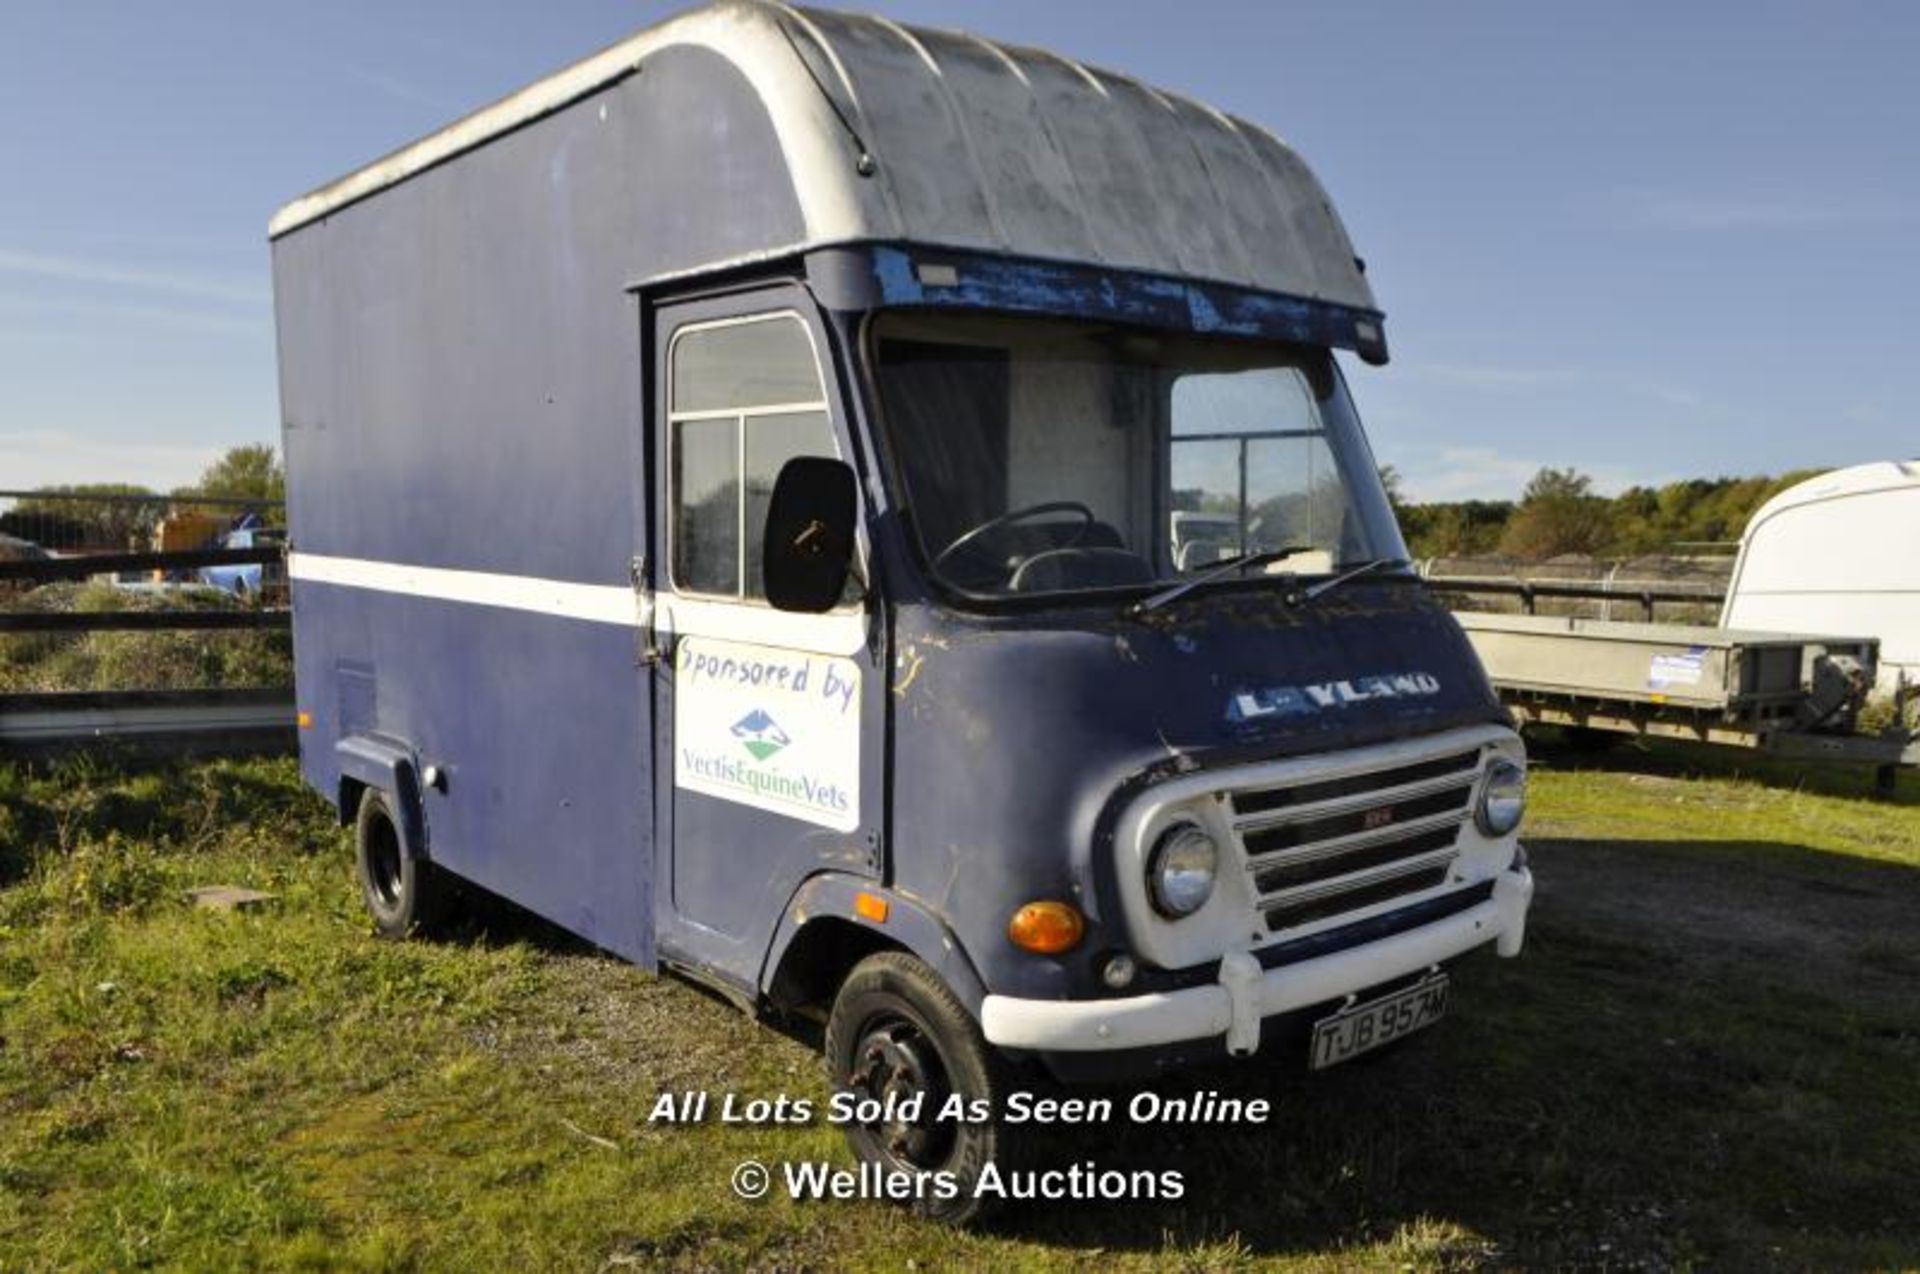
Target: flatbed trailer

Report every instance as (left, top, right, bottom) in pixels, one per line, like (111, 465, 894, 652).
(1454, 612, 1919, 792)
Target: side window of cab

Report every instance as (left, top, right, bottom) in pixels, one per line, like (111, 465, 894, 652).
(669, 314, 839, 601)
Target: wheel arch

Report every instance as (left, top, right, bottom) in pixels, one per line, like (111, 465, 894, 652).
(334, 733, 429, 859)
(760, 874, 989, 1019)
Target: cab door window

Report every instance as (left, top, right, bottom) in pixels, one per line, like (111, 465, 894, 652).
(669, 314, 838, 599)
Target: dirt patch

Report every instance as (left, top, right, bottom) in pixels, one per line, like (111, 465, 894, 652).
(1530, 835, 1920, 1006)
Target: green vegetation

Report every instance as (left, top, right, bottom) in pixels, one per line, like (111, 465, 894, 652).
(1388, 465, 1825, 561)
(1, 748, 1915, 1270)
(186, 444, 286, 506)
(0, 584, 291, 693)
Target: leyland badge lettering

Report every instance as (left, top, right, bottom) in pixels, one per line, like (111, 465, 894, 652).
(1228, 671, 1444, 723)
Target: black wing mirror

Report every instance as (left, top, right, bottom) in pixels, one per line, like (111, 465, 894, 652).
(762, 456, 858, 613)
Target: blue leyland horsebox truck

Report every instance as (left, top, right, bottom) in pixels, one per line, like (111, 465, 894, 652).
(271, 0, 1534, 1220)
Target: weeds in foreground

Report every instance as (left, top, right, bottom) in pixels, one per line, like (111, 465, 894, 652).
(0, 749, 1915, 1270)
(0, 582, 291, 693)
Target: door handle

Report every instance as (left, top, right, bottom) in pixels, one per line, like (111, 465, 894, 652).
(631, 555, 662, 667)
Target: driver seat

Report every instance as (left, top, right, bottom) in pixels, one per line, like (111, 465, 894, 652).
(1009, 546, 1156, 592)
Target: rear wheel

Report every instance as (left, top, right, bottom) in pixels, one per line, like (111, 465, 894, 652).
(354, 788, 448, 939)
(824, 952, 1010, 1225)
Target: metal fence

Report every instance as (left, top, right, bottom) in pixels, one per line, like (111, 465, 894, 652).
(0, 491, 293, 753)
(0, 489, 283, 556)
(1418, 554, 1733, 624)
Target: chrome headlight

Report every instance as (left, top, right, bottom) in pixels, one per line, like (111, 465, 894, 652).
(1147, 821, 1218, 918)
(1476, 757, 1527, 837)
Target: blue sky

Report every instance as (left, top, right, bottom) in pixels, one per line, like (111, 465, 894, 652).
(2, 1, 1915, 500)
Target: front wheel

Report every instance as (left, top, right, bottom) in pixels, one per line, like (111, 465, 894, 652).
(824, 952, 1011, 1225)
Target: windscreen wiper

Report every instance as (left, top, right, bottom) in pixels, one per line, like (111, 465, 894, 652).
(1129, 545, 1315, 616)
(1285, 556, 1413, 608)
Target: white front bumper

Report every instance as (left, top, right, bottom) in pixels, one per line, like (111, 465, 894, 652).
(980, 866, 1534, 1056)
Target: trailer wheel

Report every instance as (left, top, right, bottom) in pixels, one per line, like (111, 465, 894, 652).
(824, 952, 1010, 1225)
(354, 788, 447, 940)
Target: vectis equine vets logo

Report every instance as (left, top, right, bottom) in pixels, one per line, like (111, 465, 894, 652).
(731, 709, 792, 762)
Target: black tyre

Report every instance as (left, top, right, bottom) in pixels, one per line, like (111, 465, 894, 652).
(824, 952, 1011, 1225)
(354, 788, 448, 940)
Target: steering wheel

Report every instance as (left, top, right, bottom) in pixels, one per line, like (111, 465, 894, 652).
(932, 501, 1097, 579)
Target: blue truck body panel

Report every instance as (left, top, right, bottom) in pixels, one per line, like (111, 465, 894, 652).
(271, 5, 1516, 1064)
(274, 44, 813, 966)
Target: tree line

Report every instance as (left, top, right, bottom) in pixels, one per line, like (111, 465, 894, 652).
(1381, 465, 1824, 562)
(4, 442, 1820, 566)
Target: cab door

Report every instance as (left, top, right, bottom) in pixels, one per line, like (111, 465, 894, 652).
(649, 285, 883, 990)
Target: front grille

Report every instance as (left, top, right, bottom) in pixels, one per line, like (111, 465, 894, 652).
(1252, 825, 1459, 895)
(1265, 864, 1454, 930)
(1224, 747, 1483, 934)
(1234, 749, 1478, 817)
(1242, 785, 1472, 858)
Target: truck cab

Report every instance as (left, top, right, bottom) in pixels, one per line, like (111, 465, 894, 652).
(270, 0, 1533, 1222)
(723, 250, 1535, 1077)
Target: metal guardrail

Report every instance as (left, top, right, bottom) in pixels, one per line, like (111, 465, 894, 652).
(0, 688, 297, 758)
(0, 543, 295, 758)
(0, 489, 283, 556)
(1425, 574, 1725, 621)
(0, 545, 282, 583)
(0, 610, 289, 633)
(0, 489, 278, 508)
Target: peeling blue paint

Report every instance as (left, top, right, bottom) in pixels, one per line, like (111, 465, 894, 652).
(863, 245, 1387, 361)
(870, 246, 922, 305)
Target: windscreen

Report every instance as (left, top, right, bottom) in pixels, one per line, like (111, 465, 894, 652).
(870, 312, 1406, 598)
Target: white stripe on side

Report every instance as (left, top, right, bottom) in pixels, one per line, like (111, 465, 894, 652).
(290, 553, 635, 625)
(289, 553, 866, 655)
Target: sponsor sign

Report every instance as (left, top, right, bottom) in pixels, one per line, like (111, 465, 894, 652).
(1647, 647, 1707, 690)
(674, 635, 860, 832)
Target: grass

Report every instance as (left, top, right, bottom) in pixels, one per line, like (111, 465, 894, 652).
(0, 742, 1916, 1271)
(0, 583, 291, 693)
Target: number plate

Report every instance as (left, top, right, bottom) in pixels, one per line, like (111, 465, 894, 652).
(1309, 974, 1449, 1070)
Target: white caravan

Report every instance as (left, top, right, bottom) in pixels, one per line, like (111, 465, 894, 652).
(1723, 461, 1920, 696)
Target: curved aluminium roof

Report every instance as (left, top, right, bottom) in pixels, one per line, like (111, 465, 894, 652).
(270, 1, 1377, 313)
(1740, 460, 1920, 534)
(1721, 459, 1920, 641)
